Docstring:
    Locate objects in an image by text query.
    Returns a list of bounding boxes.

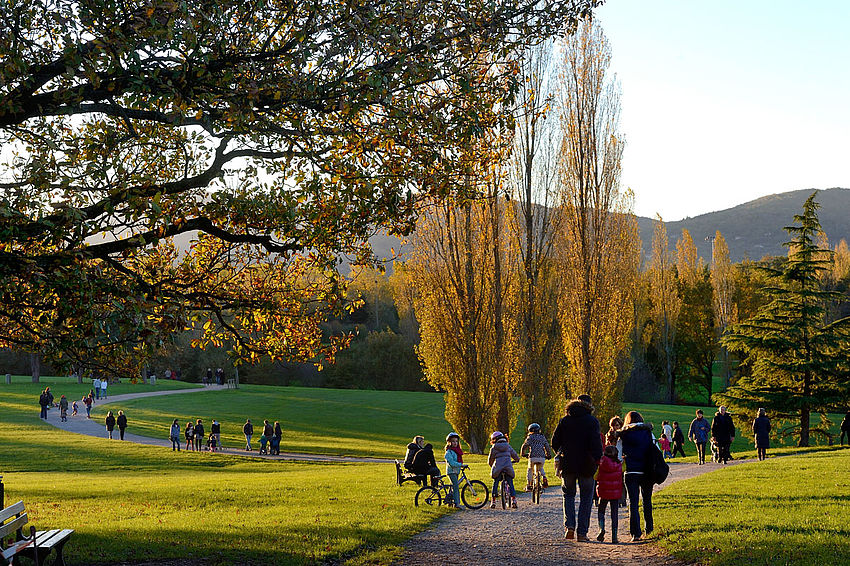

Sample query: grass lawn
[0,380,465,565]
[654,448,850,565]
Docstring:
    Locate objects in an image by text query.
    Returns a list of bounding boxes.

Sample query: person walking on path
[488,431,520,509]
[105,411,116,439]
[595,444,623,544]
[841,411,850,445]
[752,408,771,461]
[210,419,221,451]
[185,421,195,451]
[100,378,108,399]
[550,394,603,541]
[619,410,655,542]
[671,421,686,458]
[711,406,735,464]
[194,419,205,449]
[520,423,552,491]
[117,410,128,440]
[39,389,50,419]
[59,395,69,422]
[170,419,182,451]
[93,377,101,400]
[83,395,93,419]
[243,419,254,451]
[271,421,282,455]
[688,409,711,464]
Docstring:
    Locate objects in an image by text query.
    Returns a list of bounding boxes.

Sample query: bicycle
[415,466,489,509]
[531,465,544,505]
[491,470,513,509]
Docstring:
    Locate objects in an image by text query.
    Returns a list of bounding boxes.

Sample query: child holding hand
[595,444,623,543]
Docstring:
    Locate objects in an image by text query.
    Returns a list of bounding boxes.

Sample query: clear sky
[595,0,850,221]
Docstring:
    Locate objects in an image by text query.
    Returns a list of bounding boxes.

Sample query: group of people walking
[242,419,282,455]
[176,418,221,451]
[104,410,128,440]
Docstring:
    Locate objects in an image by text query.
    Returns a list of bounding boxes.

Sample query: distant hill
[365,187,850,271]
[645,187,850,263]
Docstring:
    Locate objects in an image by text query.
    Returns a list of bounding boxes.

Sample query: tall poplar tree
[649,219,681,404]
[717,193,850,446]
[711,231,737,388]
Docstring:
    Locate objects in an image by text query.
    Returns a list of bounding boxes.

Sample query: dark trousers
[695,442,707,463]
[625,474,653,537]
[597,498,619,534]
[562,473,595,536]
[119,427,126,440]
[841,430,848,445]
[672,441,686,457]
[40,406,48,419]
[718,441,731,463]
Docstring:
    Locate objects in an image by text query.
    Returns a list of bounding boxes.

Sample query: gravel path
[43,385,394,463]
[398,458,754,565]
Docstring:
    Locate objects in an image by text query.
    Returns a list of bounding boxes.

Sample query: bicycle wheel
[415,486,443,507]
[532,477,541,504]
[461,480,489,509]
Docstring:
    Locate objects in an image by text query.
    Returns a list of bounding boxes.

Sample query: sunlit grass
[653,449,850,565]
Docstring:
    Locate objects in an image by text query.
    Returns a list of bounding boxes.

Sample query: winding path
[43,385,394,463]
[397,458,754,565]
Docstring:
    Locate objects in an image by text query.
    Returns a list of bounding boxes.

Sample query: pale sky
[596,0,850,221]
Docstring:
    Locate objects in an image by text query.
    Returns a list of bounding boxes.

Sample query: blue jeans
[448,473,460,506]
[245,434,252,450]
[562,473,595,536]
[493,475,516,499]
[625,473,653,537]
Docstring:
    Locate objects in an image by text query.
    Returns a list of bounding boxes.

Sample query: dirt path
[397,458,753,565]
[43,385,394,464]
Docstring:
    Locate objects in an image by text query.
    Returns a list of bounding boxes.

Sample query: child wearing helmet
[520,423,552,491]
[444,432,464,507]
[488,431,520,509]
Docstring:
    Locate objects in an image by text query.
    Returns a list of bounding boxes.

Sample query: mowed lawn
[654,448,850,565]
[0,380,454,565]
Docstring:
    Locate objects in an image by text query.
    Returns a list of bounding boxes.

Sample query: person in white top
[100,378,108,399]
[93,377,101,400]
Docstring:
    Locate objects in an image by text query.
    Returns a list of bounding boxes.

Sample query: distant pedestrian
[170,419,182,451]
[688,409,711,464]
[39,389,49,419]
[88,389,95,403]
[662,420,673,444]
[711,406,735,464]
[271,421,282,455]
[117,410,128,440]
[752,408,771,461]
[83,395,93,419]
[551,394,603,540]
[194,419,205,449]
[105,411,116,439]
[205,368,212,386]
[659,434,671,459]
[71,399,79,416]
[100,378,108,399]
[185,421,195,451]
[841,411,850,445]
[59,395,68,422]
[210,420,221,451]
[243,419,254,451]
[260,419,273,455]
[671,421,686,458]
[93,377,101,399]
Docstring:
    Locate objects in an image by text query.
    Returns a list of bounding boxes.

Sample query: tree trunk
[30,353,40,383]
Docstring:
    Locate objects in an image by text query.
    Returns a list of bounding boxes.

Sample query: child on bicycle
[520,423,552,491]
[488,431,520,509]
[444,432,464,507]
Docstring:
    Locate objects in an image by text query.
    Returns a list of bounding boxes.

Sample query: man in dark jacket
[841,411,850,445]
[711,406,735,464]
[551,394,603,542]
[409,442,441,486]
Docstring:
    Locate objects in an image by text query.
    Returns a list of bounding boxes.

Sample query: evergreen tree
[716,193,850,446]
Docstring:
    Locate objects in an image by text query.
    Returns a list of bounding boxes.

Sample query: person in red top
[595,444,623,544]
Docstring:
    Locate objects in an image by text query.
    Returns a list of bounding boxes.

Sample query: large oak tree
[0,0,597,373]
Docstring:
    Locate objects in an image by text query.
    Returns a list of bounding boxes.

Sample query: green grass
[0,381,461,565]
[654,448,850,565]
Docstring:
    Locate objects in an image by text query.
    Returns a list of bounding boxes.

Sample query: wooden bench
[395,460,427,487]
[0,501,73,566]
[226,378,236,389]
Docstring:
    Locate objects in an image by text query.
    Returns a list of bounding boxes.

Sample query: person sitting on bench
[404,436,424,472]
[409,441,441,487]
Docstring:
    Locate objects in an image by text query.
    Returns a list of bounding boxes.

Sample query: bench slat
[0,513,28,539]
[1,538,33,560]
[0,501,26,524]
[34,529,73,548]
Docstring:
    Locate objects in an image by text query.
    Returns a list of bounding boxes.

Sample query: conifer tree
[717,193,850,446]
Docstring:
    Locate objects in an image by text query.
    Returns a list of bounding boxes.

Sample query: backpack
[645,442,669,484]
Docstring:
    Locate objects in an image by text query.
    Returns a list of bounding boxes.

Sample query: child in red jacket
[595,444,624,543]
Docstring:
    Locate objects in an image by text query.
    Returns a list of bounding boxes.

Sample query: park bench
[395,460,427,487]
[226,378,236,389]
[0,500,73,566]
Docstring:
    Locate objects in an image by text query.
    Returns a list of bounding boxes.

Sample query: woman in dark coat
[752,408,771,461]
[105,411,116,439]
[619,411,655,542]
[116,410,128,440]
